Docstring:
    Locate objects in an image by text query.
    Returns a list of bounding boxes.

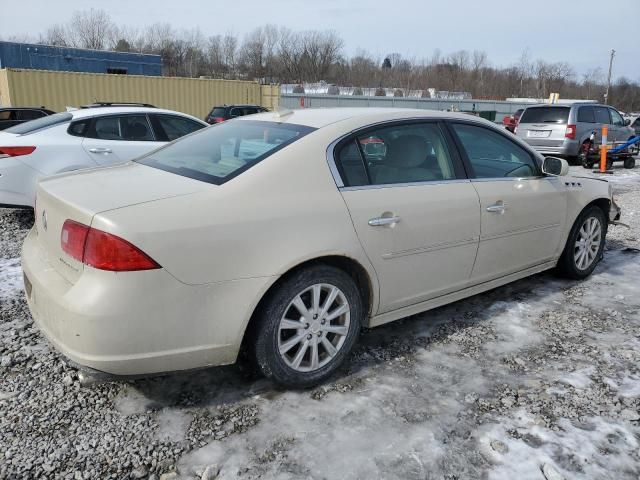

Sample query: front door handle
[368,215,401,226]
[486,202,506,213]
[88,147,113,154]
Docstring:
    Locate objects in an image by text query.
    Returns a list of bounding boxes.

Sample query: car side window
[152,115,205,141]
[340,122,457,186]
[451,123,539,178]
[609,109,625,127]
[89,115,154,141]
[0,111,11,120]
[17,110,46,121]
[594,107,611,125]
[577,106,595,123]
[335,140,369,187]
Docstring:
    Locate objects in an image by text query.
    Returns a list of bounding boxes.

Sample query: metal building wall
[280,94,533,121]
[0,41,162,76]
[0,69,280,119]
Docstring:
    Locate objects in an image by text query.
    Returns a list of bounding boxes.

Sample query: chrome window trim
[340,178,471,192]
[470,176,550,183]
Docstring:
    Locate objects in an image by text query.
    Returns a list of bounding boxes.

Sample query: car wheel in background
[579,141,593,169]
[624,157,636,169]
[556,206,606,279]
[251,265,363,388]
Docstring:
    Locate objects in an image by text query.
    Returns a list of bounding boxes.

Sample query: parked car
[205,104,268,124]
[0,105,207,208]
[0,107,55,131]
[502,108,523,133]
[515,103,635,164]
[22,108,620,388]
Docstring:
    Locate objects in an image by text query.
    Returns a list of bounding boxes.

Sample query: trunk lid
[34,162,211,284]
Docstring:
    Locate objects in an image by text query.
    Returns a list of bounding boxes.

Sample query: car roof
[239,107,496,129]
[68,106,205,123]
[524,103,601,109]
[0,107,49,111]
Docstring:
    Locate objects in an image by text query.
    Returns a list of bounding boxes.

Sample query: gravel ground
[1,165,640,479]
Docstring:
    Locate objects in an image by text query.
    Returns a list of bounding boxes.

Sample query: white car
[0,105,207,208]
[22,108,620,388]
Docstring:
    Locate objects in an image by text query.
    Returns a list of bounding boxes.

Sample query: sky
[1,0,639,81]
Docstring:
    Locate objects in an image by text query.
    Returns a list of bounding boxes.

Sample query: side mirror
[625,118,631,126]
[542,156,569,176]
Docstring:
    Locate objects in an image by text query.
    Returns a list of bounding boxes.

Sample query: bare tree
[69,8,114,50]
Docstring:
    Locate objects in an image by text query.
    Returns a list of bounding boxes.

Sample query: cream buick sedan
[22,108,620,388]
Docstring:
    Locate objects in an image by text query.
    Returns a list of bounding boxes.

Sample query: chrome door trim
[479,222,561,242]
[382,237,479,260]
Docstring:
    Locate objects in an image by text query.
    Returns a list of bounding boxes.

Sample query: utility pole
[604,49,615,105]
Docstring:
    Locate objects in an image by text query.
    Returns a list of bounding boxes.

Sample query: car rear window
[519,107,570,124]
[5,112,72,134]
[137,120,315,185]
[211,108,226,118]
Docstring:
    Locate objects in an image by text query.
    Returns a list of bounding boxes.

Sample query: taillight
[61,220,89,262]
[61,220,160,271]
[0,146,36,157]
[565,124,576,140]
[213,117,225,123]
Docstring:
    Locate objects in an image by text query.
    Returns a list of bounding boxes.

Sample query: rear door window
[88,115,154,141]
[577,106,595,123]
[519,107,570,124]
[594,107,611,124]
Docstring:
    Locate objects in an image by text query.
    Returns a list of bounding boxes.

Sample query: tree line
[7,8,640,112]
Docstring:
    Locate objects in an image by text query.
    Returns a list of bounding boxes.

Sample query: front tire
[252,265,363,388]
[557,206,606,279]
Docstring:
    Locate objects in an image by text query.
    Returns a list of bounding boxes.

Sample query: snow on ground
[1,164,640,479]
[0,257,23,300]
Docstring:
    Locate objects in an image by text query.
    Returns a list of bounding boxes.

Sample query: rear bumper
[526,141,578,157]
[21,227,275,376]
[0,158,39,208]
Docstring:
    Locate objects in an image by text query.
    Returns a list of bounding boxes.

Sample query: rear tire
[557,206,606,280]
[624,157,636,169]
[251,265,363,388]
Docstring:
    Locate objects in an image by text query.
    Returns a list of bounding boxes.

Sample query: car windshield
[137,120,315,185]
[519,107,570,124]
[5,112,72,134]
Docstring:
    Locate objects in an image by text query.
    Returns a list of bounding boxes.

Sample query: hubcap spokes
[574,217,602,270]
[278,283,350,372]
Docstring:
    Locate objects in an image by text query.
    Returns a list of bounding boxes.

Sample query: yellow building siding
[0,69,279,118]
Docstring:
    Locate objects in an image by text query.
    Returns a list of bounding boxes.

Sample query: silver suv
[515,103,635,162]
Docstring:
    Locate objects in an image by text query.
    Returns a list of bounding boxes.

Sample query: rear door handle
[368,215,401,226]
[88,147,113,154]
[486,202,506,213]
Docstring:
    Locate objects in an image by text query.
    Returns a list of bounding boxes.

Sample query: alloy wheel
[574,216,602,270]
[277,283,350,372]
